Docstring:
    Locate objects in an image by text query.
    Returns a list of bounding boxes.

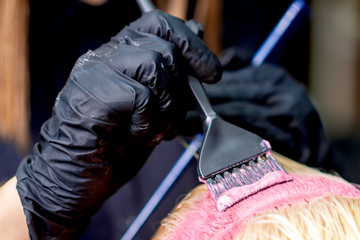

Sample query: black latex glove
[183,63,329,167]
[16,10,221,239]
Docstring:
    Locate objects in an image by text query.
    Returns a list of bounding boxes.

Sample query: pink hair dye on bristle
[202,150,293,212]
[216,170,293,211]
[167,175,360,240]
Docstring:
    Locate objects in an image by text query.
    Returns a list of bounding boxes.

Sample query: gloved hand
[184,63,329,167]
[16,10,221,239]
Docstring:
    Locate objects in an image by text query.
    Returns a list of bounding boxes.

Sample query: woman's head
[153,153,360,239]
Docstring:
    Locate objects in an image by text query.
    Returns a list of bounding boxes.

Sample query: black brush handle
[188,75,217,130]
[135,0,217,131]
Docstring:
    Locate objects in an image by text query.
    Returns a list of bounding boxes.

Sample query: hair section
[152,154,360,240]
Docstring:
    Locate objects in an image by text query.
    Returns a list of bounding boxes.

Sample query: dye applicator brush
[135,0,293,212]
[188,76,293,211]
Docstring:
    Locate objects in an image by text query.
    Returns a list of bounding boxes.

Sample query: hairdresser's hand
[16,10,221,239]
[184,63,329,167]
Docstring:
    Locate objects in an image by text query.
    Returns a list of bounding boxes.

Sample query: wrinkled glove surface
[16,10,221,239]
[184,63,329,167]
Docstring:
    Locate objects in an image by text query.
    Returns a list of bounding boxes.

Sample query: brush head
[197,117,271,180]
[197,117,293,212]
[188,75,292,212]
[203,154,293,212]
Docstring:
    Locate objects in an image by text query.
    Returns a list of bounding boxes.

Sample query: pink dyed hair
[152,154,360,240]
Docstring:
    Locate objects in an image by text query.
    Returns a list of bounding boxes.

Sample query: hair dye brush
[188,76,292,211]
[136,0,293,212]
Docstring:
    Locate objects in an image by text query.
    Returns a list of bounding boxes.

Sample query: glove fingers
[96,29,191,140]
[96,37,175,111]
[114,28,190,140]
[129,10,222,83]
[116,27,183,76]
[73,51,154,137]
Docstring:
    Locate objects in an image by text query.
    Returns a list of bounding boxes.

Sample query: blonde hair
[236,195,360,240]
[152,153,360,240]
[0,0,31,151]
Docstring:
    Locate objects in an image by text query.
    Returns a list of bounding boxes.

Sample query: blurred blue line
[120,134,203,240]
[252,0,308,66]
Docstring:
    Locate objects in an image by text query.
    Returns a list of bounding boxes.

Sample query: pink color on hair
[216,171,293,211]
[166,174,360,240]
